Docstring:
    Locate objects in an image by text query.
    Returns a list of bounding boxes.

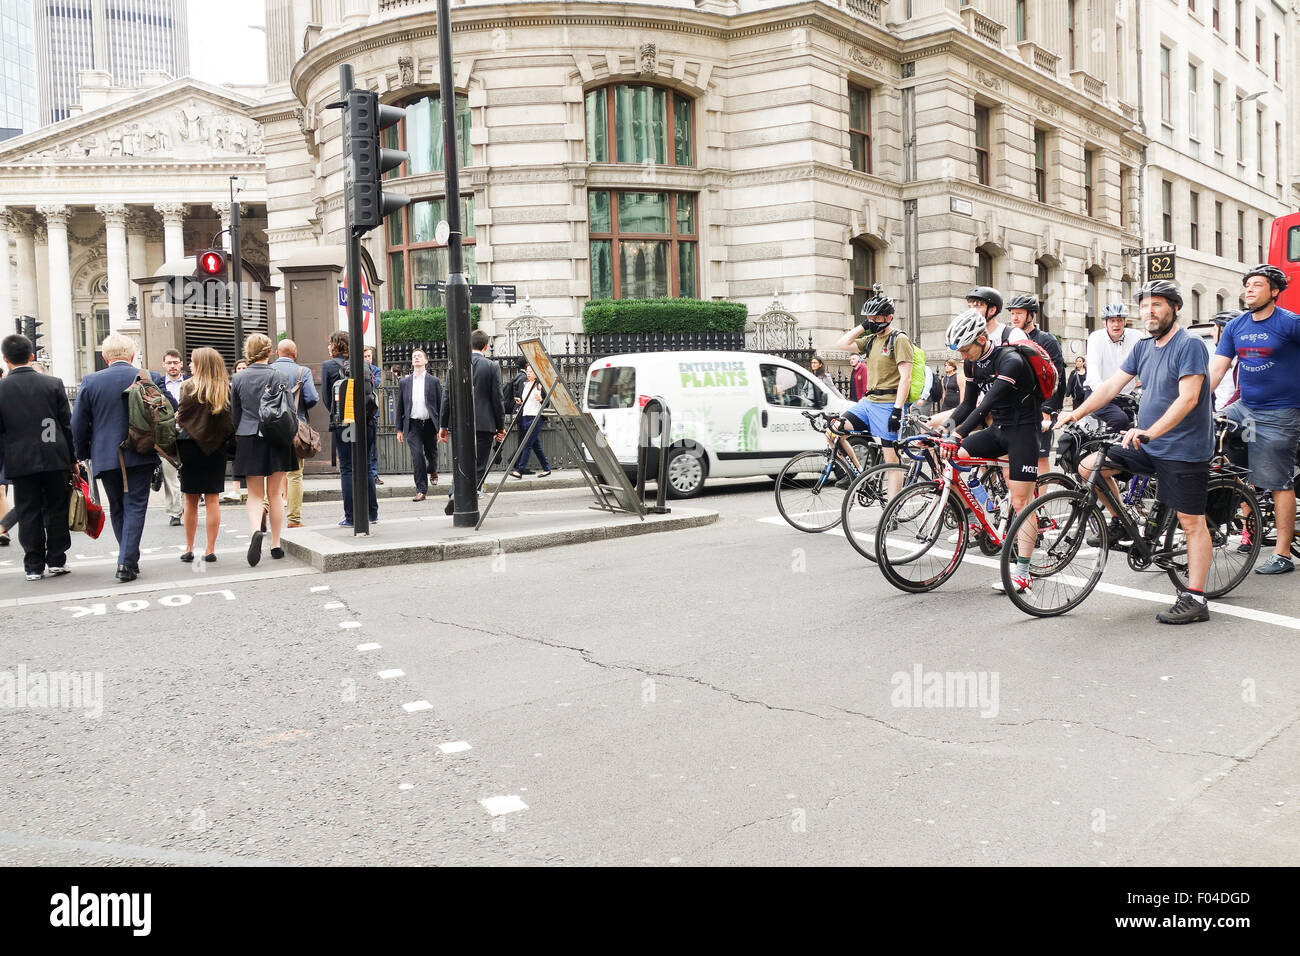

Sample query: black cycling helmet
[860,296,896,317]
[1006,293,1040,313]
[1212,310,1238,327]
[1243,264,1288,292]
[966,286,1003,315]
[1135,279,1183,310]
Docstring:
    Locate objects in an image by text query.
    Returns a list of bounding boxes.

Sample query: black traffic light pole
[438,0,478,527]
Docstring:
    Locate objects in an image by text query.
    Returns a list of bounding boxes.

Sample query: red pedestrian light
[196,249,227,278]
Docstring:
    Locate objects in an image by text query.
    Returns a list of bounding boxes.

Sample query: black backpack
[330,360,379,428]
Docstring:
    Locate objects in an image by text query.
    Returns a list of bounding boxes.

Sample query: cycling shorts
[960,423,1040,481]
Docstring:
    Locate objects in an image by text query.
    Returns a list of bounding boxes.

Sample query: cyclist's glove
[888,406,902,434]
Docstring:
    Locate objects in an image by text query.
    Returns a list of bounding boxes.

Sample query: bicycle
[1218,414,1300,559]
[773,410,891,533]
[997,430,1262,617]
[871,435,1061,592]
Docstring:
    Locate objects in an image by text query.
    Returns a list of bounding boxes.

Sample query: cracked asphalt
[2,477,1298,865]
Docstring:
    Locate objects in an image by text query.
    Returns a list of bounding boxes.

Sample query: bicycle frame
[894,437,1011,558]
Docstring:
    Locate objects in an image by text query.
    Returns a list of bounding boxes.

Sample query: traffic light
[343,89,409,233]
[195,248,228,280]
[22,316,42,354]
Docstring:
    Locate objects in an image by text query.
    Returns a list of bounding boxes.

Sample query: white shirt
[163,374,185,404]
[987,321,1029,345]
[1084,327,1143,394]
[521,382,543,417]
[410,371,429,419]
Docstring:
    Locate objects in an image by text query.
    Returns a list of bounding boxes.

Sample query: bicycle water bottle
[965,471,991,511]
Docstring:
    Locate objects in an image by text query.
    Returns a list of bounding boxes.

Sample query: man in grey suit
[0,334,74,580]
[439,329,505,515]
[71,332,159,582]
[269,338,319,527]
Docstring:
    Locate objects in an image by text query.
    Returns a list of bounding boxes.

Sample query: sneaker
[25,571,43,581]
[46,566,70,577]
[1255,554,1295,575]
[992,570,1033,593]
[1156,592,1210,625]
[1236,526,1255,554]
[338,518,354,528]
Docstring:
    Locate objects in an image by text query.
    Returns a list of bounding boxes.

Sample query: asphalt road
[2,477,1297,865]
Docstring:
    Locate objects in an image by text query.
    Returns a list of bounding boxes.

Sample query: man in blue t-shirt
[1058,280,1215,625]
[1209,265,1300,575]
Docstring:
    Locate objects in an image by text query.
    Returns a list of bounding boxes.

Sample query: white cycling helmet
[946,308,986,350]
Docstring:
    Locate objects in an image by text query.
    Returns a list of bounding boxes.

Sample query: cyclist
[966,286,1028,347]
[832,295,914,496]
[927,308,1042,593]
[1083,303,1143,433]
[1057,280,1214,625]
[1208,265,1300,575]
[1007,293,1066,474]
[1211,311,1241,409]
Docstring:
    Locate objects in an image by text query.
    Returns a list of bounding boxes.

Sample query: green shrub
[380,307,481,343]
[582,298,747,335]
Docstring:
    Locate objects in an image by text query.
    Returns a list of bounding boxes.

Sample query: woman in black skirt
[230,334,294,566]
[175,347,236,562]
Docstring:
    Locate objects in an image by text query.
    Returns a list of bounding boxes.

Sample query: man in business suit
[439,329,506,515]
[72,332,160,582]
[0,334,74,581]
[395,348,442,501]
[151,348,187,526]
[269,339,319,527]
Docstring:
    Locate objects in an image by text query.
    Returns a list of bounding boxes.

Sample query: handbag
[289,380,321,460]
[68,464,105,539]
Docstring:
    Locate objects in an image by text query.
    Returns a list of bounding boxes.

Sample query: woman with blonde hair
[175,348,236,562]
[230,334,294,565]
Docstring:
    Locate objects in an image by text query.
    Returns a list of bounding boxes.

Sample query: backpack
[926,366,943,405]
[258,368,298,447]
[1000,342,1059,403]
[330,360,379,428]
[866,330,926,405]
[119,371,178,487]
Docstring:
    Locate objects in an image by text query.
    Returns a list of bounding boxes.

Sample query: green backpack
[119,370,178,486]
[866,330,926,405]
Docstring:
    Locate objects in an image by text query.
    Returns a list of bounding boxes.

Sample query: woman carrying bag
[175,348,236,563]
[231,335,294,566]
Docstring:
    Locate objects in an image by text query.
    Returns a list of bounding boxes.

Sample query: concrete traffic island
[293,470,588,503]
[279,486,718,572]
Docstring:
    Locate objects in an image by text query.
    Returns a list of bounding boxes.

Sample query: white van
[582,351,857,497]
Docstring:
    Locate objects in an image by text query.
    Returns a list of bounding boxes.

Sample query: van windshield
[587,366,637,409]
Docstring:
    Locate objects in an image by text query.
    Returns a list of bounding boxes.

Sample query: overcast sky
[187,0,268,87]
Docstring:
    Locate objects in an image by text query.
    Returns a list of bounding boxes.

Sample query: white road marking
[310,585,330,592]
[398,783,414,791]
[377,669,405,679]
[322,601,344,609]
[0,544,270,576]
[339,621,361,629]
[356,642,381,651]
[480,795,528,816]
[0,567,316,609]
[402,700,432,713]
[438,741,472,754]
[756,515,1300,631]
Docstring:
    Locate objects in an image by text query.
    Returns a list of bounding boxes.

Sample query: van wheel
[665,446,707,498]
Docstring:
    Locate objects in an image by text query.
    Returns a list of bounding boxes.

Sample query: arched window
[851,240,877,318]
[585,84,694,166]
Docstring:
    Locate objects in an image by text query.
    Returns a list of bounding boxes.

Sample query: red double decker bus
[1269,212,1300,312]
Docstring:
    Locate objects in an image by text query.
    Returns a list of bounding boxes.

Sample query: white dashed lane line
[402,700,433,713]
[378,669,405,680]
[356,642,381,651]
[322,602,344,610]
[310,585,330,592]
[438,741,472,754]
[338,621,361,629]
[480,795,529,816]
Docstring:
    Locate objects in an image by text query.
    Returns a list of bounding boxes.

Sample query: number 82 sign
[1145,253,1176,281]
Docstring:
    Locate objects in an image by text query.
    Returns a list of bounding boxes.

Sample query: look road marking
[1,567,316,609]
[756,515,1300,631]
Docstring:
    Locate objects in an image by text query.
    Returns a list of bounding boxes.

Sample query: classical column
[0,209,12,327]
[211,201,231,251]
[36,204,75,382]
[96,202,130,331]
[16,213,40,320]
[126,209,149,298]
[155,201,186,263]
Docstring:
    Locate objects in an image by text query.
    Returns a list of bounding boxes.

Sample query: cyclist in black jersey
[928,308,1043,592]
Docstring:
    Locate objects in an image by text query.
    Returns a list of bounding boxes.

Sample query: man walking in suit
[72,332,159,582]
[0,334,74,581]
[152,348,187,526]
[270,339,318,527]
[396,348,442,501]
[439,329,506,515]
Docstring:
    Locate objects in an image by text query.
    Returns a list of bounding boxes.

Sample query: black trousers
[475,430,496,487]
[405,418,439,494]
[12,470,71,574]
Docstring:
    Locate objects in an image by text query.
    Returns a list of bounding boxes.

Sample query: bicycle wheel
[1000,489,1109,617]
[1035,470,1078,494]
[1163,478,1261,598]
[841,463,912,562]
[775,449,851,533]
[875,481,967,593]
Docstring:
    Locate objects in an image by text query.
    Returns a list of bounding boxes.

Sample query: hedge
[582,298,748,335]
[380,307,481,343]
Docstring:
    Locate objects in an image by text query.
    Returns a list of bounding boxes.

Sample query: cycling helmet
[1212,310,1238,327]
[860,296,896,317]
[946,308,986,350]
[1101,303,1129,319]
[1006,293,1040,313]
[1242,264,1288,292]
[1135,279,1183,310]
[966,286,1003,315]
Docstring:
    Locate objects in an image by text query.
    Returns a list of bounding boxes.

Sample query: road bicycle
[1218,414,1300,560]
[997,428,1262,617]
[871,435,1069,592]
[774,410,910,533]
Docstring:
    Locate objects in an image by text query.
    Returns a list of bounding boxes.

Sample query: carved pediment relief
[16,96,263,162]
